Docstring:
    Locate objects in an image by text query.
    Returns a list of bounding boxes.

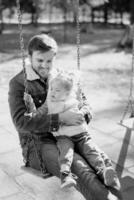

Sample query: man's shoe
[60,172,77,189]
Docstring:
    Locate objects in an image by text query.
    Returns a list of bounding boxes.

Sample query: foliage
[0,0,134,25]
[1,0,39,13]
[108,0,130,12]
[1,0,16,8]
[49,0,73,12]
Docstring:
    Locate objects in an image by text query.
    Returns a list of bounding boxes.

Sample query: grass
[0,23,125,52]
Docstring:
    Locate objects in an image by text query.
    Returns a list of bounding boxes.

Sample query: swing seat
[21,166,53,179]
[119,117,134,130]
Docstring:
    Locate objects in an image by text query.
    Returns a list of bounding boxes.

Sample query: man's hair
[28,34,58,55]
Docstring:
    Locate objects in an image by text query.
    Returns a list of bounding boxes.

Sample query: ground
[0,23,134,200]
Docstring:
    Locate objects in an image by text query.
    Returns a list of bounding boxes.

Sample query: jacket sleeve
[8,78,59,133]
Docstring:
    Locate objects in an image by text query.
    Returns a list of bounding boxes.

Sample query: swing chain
[76,0,80,71]
[24,134,48,176]
[16,0,49,176]
[16,0,28,93]
[32,136,48,175]
[129,24,134,115]
[120,24,134,123]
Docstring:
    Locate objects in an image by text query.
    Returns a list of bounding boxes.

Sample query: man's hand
[59,110,84,126]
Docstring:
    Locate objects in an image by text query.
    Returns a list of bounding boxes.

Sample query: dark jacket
[8,70,59,147]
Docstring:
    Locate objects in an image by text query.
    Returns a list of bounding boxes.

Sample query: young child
[46,70,116,189]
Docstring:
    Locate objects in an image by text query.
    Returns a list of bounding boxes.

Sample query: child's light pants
[56,132,112,174]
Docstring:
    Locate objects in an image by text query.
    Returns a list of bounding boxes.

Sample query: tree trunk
[31,3,38,27]
[63,9,67,42]
[103,4,108,24]
[117,0,134,49]
[0,6,4,34]
[118,25,133,49]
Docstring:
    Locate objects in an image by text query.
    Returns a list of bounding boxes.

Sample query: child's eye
[47,60,52,63]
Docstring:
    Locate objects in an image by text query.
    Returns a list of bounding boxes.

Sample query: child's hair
[28,34,58,55]
[50,71,75,92]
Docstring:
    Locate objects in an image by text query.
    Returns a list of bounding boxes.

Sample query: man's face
[49,80,69,102]
[30,50,55,79]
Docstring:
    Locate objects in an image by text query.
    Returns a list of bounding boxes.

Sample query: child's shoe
[60,172,77,189]
[103,167,117,186]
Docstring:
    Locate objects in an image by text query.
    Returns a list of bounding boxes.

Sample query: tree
[0,0,4,34]
[117,0,134,49]
[19,0,39,25]
[49,0,73,41]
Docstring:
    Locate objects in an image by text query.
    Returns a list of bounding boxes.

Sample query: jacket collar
[25,61,58,81]
[25,64,40,81]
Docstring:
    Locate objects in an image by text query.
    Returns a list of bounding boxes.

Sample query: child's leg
[94,145,113,167]
[56,136,76,188]
[73,132,118,186]
[57,136,74,173]
[73,133,105,172]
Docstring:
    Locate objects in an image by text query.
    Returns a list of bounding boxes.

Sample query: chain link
[76,0,80,71]
[16,0,28,93]
[16,0,48,176]
[129,24,134,115]
[32,136,48,175]
[120,25,134,123]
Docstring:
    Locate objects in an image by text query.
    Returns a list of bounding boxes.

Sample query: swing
[16,0,81,178]
[119,25,134,130]
[16,0,52,178]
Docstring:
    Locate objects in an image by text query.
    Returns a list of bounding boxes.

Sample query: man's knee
[41,143,60,177]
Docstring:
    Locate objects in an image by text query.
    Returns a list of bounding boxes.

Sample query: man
[8,34,122,200]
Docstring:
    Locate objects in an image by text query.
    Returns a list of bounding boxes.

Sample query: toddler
[46,71,116,189]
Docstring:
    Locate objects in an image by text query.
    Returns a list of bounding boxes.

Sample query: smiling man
[8,34,122,200]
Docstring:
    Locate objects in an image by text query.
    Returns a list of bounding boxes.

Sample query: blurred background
[0,1,134,200]
[0,0,134,50]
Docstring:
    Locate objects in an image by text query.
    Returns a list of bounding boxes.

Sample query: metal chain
[16,0,28,93]
[24,133,49,176]
[120,25,134,122]
[76,0,80,71]
[24,135,33,167]
[76,0,83,102]
[32,136,48,175]
[129,24,134,114]
[16,0,48,176]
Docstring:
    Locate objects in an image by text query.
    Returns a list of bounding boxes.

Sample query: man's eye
[47,60,51,63]
[38,59,43,62]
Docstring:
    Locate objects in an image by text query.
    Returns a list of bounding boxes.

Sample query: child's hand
[59,110,84,126]
[24,92,33,104]
[23,92,36,113]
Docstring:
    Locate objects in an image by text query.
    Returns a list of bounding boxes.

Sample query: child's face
[30,50,55,79]
[50,80,69,101]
